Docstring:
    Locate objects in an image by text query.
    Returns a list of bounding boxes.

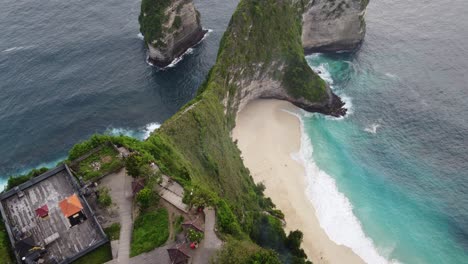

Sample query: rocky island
[139,0,207,67]
[302,0,369,53]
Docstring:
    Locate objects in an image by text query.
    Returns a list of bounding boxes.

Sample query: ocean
[0,0,239,185]
[302,0,468,263]
[1,0,467,263]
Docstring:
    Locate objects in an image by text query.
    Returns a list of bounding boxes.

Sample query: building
[59,194,87,227]
[0,164,107,264]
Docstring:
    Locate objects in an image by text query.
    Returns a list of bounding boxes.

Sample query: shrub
[72,242,112,264]
[187,228,204,243]
[6,167,48,190]
[0,221,14,263]
[136,187,154,209]
[98,187,112,207]
[125,154,144,178]
[173,16,182,29]
[216,239,281,264]
[216,200,242,237]
[104,223,121,240]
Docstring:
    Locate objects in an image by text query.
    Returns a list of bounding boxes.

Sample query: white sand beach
[232,99,364,264]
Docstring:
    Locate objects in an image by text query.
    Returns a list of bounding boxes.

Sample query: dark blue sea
[0,0,239,181]
[1,0,467,263]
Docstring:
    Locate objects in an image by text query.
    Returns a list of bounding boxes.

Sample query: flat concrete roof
[0,164,107,263]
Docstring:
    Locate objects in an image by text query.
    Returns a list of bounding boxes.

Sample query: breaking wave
[365,123,381,134]
[288,111,399,264]
[107,122,161,140]
[146,28,213,69]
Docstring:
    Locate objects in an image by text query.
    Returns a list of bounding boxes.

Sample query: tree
[97,187,112,207]
[125,154,144,177]
[136,187,154,209]
[286,230,307,259]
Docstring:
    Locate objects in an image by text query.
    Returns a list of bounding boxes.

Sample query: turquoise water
[304,52,467,263]
[300,1,468,262]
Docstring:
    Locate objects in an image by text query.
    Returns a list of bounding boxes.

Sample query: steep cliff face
[217,0,346,121]
[139,0,206,67]
[302,0,369,53]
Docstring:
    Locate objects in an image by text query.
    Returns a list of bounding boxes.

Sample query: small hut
[167,244,191,264]
[59,194,86,227]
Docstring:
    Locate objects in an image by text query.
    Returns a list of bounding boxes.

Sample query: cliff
[150,0,348,261]
[216,0,346,120]
[139,0,206,67]
[302,0,369,53]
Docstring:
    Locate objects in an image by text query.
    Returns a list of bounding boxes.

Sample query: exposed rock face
[215,1,348,121]
[230,67,346,118]
[139,0,206,67]
[302,0,369,53]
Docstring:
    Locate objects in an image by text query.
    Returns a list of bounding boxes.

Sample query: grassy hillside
[143,0,326,262]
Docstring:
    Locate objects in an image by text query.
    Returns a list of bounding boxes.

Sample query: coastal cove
[233,100,366,264]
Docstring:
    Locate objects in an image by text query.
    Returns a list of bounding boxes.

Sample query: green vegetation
[104,223,121,240]
[250,214,310,264]
[143,1,316,262]
[214,0,327,120]
[130,208,169,257]
[97,187,112,207]
[72,243,112,264]
[124,152,159,180]
[187,228,204,243]
[0,221,14,264]
[138,0,171,44]
[173,16,182,29]
[5,167,48,191]
[136,187,157,209]
[73,144,123,181]
[174,215,184,234]
[216,239,282,264]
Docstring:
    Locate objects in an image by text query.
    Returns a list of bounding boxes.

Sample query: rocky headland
[302,0,369,53]
[139,0,206,67]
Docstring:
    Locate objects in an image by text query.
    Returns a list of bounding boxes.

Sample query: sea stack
[302,0,369,53]
[139,0,207,67]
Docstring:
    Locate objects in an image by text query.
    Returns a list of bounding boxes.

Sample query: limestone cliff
[216,0,346,120]
[139,0,206,67]
[302,0,369,53]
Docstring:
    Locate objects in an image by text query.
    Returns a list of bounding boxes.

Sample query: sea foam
[365,123,381,134]
[2,46,33,53]
[287,111,397,264]
[308,59,354,117]
[108,122,161,140]
[147,28,213,69]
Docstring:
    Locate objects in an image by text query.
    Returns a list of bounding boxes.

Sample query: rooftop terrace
[0,164,107,264]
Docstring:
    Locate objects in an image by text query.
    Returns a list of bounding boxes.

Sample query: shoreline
[232,99,364,264]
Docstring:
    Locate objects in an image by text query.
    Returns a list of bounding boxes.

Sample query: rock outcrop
[228,64,346,118]
[139,0,206,67]
[302,0,369,53]
[213,0,347,120]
